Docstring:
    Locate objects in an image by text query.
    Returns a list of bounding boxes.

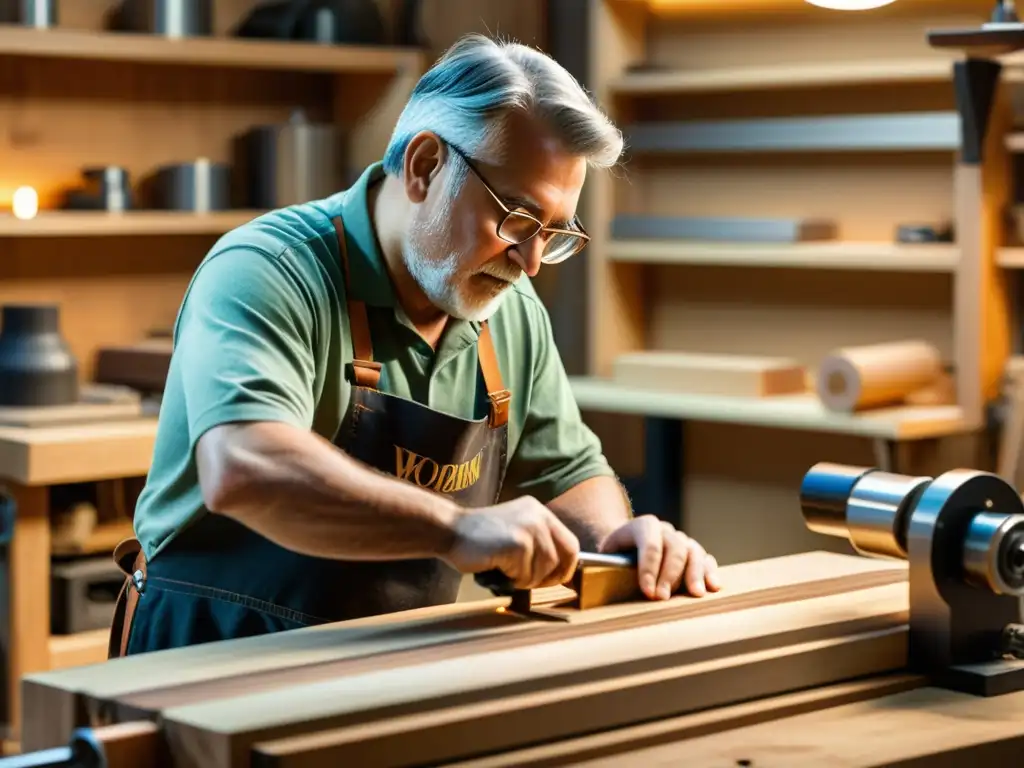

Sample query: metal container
[234,110,343,209]
[64,166,132,212]
[150,160,231,212]
[0,0,57,27]
[114,0,212,38]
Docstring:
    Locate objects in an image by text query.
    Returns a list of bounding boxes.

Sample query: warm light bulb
[11,186,38,220]
[805,0,898,8]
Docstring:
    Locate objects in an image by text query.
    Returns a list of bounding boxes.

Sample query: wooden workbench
[14,549,1024,767]
[0,418,157,739]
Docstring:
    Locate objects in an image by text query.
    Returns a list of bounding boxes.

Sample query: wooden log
[21,551,905,751]
[816,340,945,413]
[153,583,908,768]
[596,684,1024,767]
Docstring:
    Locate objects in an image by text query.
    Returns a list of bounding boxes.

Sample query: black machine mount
[801,463,1024,697]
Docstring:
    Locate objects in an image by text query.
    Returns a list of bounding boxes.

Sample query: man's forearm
[198,421,463,561]
[546,474,633,550]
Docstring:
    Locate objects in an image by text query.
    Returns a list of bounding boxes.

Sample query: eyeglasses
[444,141,590,264]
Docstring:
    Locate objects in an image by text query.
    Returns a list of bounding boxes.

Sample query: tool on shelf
[801,461,1024,696]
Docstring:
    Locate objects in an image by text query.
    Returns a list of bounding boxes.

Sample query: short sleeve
[174,247,317,447]
[504,300,617,503]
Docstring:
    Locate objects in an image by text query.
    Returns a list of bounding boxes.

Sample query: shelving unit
[576,0,1007,568]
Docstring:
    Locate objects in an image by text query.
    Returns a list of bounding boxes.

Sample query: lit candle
[12,186,39,220]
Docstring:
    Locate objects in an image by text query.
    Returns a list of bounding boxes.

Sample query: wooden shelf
[569,377,966,441]
[0,26,422,74]
[0,211,264,237]
[611,59,958,95]
[606,241,959,272]
[0,418,157,486]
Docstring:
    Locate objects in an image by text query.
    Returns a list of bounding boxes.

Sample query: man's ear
[403,132,446,203]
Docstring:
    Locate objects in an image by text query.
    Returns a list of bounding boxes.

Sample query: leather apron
[107,214,512,657]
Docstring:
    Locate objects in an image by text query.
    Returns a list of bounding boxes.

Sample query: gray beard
[403,211,511,323]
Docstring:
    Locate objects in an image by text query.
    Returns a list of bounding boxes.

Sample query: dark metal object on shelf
[234,0,385,45]
[51,557,125,636]
[895,223,955,243]
[111,0,212,38]
[0,304,78,408]
[63,167,131,213]
[626,112,962,153]
[0,0,56,28]
[801,462,1024,696]
[234,110,342,208]
[146,160,230,212]
[610,215,837,243]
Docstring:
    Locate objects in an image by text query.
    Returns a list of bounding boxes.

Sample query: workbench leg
[622,418,684,527]
[3,484,50,745]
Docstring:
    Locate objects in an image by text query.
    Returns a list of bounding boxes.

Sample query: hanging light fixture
[805,0,898,9]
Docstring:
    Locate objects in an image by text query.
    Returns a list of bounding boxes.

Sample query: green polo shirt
[133,162,616,559]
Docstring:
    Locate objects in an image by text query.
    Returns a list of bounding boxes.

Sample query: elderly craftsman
[109,34,720,657]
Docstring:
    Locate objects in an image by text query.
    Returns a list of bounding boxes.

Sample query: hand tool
[474,550,638,598]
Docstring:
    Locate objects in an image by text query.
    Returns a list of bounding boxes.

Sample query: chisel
[474,550,638,597]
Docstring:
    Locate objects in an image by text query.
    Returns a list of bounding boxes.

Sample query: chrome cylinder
[800,462,931,559]
[962,512,1024,596]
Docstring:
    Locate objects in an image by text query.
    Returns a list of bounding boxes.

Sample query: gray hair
[382,34,623,183]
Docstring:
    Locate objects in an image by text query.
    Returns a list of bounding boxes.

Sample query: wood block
[612,351,807,398]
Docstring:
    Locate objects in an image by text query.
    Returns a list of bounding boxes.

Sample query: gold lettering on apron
[393,445,486,494]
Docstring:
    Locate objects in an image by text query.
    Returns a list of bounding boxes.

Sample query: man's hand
[444,497,581,590]
[599,515,720,600]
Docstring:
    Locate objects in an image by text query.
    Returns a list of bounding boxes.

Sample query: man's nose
[508,237,544,277]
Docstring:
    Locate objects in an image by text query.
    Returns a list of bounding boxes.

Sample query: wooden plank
[569,377,967,440]
[235,586,909,767]
[163,585,909,765]
[106,554,906,711]
[612,351,807,398]
[437,675,928,768]
[625,113,961,153]
[21,552,903,750]
[609,684,1024,767]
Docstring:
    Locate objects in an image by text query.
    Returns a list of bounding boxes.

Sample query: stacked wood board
[16,551,1024,767]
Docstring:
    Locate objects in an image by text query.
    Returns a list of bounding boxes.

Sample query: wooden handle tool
[474,551,639,597]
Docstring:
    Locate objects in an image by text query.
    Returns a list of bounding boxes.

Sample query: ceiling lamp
[804,0,898,8]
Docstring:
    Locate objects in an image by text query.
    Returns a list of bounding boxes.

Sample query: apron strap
[108,537,147,659]
[478,322,511,428]
[332,216,382,389]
